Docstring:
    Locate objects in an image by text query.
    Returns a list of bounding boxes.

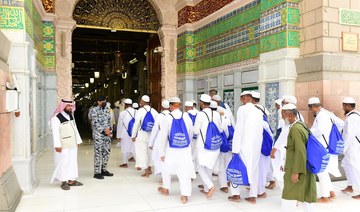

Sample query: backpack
[188,113,197,125]
[141,107,155,132]
[220,123,235,153]
[327,118,344,155]
[169,113,191,148]
[299,122,330,174]
[261,115,273,156]
[226,153,250,187]
[255,105,273,156]
[125,110,135,137]
[200,110,223,150]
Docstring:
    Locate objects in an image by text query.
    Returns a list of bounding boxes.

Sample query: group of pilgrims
[50,90,360,211]
[115,91,360,210]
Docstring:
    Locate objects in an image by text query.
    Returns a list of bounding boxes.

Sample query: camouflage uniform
[90,105,112,174]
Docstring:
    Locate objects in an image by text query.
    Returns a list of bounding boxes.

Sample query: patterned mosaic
[41,0,54,13]
[178,0,234,27]
[73,0,160,32]
[177,0,301,74]
[340,8,360,26]
[0,6,24,29]
[223,89,234,114]
[265,82,279,133]
[43,21,55,71]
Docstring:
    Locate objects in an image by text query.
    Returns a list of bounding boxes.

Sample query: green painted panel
[195,5,260,44]
[287,7,300,25]
[340,8,360,26]
[261,0,286,12]
[260,31,287,53]
[288,30,300,47]
[0,6,24,29]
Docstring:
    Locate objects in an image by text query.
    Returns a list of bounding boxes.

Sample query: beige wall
[296,0,360,124]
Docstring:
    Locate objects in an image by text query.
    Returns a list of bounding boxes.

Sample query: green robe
[282,121,317,203]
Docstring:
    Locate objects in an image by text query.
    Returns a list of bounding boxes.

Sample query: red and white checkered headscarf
[51,98,76,118]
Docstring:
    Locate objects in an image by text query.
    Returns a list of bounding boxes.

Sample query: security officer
[90,95,114,179]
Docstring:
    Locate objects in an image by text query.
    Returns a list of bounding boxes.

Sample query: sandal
[61,182,70,190]
[68,180,83,186]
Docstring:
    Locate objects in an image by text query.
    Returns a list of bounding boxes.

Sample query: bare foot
[228,195,241,202]
[341,186,353,193]
[257,192,267,198]
[245,197,256,204]
[220,187,228,193]
[207,186,216,198]
[317,197,330,203]
[119,164,128,168]
[141,172,150,178]
[157,187,169,196]
[199,189,208,195]
[266,181,276,189]
[352,195,360,200]
[181,196,188,204]
[330,191,336,199]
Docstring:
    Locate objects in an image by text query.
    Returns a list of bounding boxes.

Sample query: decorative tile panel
[265,82,279,132]
[0,0,24,7]
[0,6,24,29]
[223,89,234,114]
[340,8,360,27]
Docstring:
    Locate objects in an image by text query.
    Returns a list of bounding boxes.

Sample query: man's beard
[65,110,72,115]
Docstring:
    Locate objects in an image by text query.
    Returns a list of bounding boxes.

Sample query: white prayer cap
[251,91,260,99]
[275,99,283,106]
[185,101,193,107]
[240,91,252,96]
[169,97,181,103]
[212,95,221,101]
[282,103,297,110]
[308,97,320,105]
[114,100,120,107]
[124,98,132,105]
[141,95,150,103]
[132,103,139,108]
[210,101,218,109]
[161,100,170,108]
[282,95,297,105]
[200,94,211,103]
[343,97,356,104]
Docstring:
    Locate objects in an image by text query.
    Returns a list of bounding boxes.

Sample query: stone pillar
[54,18,76,101]
[158,25,178,99]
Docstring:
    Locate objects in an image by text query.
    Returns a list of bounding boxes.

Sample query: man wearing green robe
[281,103,317,212]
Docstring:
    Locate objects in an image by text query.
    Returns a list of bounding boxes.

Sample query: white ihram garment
[116,108,136,164]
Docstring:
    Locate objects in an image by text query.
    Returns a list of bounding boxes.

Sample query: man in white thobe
[117,98,136,168]
[157,97,196,204]
[228,91,263,204]
[131,95,158,177]
[308,97,344,202]
[215,103,234,193]
[184,100,198,162]
[50,99,83,190]
[341,97,360,200]
[251,91,273,198]
[148,100,170,176]
[193,94,223,198]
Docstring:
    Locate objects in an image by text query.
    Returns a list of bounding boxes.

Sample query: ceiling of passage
[73,0,160,32]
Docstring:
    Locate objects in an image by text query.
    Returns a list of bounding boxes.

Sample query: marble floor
[16,143,359,212]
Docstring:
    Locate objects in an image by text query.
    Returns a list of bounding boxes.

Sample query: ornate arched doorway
[54,0,178,105]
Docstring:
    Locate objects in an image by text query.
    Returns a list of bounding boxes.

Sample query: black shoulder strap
[57,113,73,123]
[125,109,134,118]
[202,111,210,122]
[349,112,360,117]
[255,105,267,118]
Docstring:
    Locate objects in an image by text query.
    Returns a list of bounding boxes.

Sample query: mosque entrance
[69,0,163,138]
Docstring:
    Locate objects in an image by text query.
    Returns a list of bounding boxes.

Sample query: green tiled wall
[177,0,302,74]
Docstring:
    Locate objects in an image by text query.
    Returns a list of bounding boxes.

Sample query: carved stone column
[158,25,178,99]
